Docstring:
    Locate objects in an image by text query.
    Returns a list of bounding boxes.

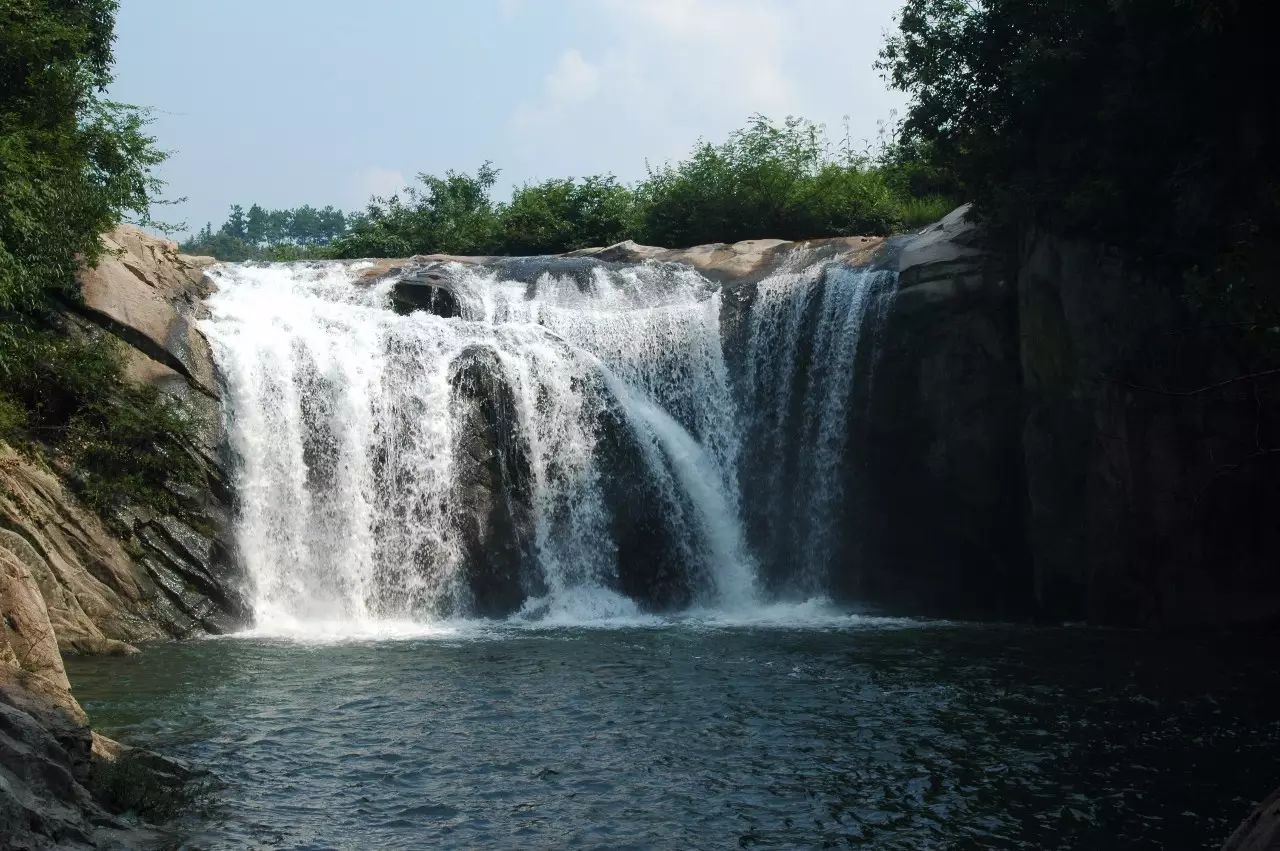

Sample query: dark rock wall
[857,207,1280,627]
[851,211,1031,617]
[1018,229,1280,626]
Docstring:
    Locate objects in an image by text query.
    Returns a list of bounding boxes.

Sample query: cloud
[348,167,406,206]
[601,0,794,108]
[505,0,906,183]
[544,49,601,103]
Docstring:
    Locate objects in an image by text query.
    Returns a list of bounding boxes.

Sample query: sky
[109,0,908,236]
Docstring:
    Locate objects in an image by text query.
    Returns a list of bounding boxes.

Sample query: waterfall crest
[200,256,889,633]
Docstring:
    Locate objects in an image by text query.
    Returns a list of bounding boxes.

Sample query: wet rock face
[852,206,1280,627]
[392,267,462,317]
[853,208,1032,618]
[68,226,249,639]
[443,344,699,615]
[448,346,537,617]
[0,686,100,850]
[1016,228,1280,626]
[592,396,696,612]
[0,534,161,850]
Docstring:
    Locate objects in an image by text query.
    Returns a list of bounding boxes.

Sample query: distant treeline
[181,116,955,261]
[181,204,349,261]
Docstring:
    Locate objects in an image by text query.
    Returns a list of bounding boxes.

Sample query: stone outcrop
[2,226,241,846]
[77,226,218,396]
[1223,787,1280,850]
[858,206,1280,626]
[1,538,168,849]
[69,226,247,637]
[850,208,1030,616]
[2,227,243,651]
[448,346,537,616]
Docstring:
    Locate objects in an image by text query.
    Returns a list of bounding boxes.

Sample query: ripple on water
[67,622,1280,850]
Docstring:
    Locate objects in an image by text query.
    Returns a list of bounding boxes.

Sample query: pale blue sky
[110,0,907,236]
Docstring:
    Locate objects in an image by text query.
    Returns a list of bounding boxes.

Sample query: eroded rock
[448,346,537,616]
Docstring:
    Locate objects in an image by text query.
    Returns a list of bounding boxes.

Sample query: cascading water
[200,254,890,633]
[741,260,893,594]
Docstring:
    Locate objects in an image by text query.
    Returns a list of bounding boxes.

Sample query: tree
[878,0,1275,262]
[330,164,501,258]
[497,175,636,255]
[246,203,268,245]
[222,204,247,241]
[0,0,200,517]
[634,115,904,247]
[1,0,168,320]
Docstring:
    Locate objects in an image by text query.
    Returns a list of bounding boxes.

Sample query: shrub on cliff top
[322,117,945,259]
[498,175,637,255]
[635,116,908,246]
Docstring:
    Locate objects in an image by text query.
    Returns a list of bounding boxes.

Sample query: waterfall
[199,255,890,633]
[741,262,892,595]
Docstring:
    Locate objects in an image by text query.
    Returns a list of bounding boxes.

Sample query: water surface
[69,620,1278,849]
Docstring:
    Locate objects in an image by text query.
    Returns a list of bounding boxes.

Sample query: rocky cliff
[369,215,1279,628]
[2,226,243,847]
[860,206,1280,627]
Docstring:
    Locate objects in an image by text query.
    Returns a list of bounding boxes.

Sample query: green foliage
[325,118,951,258]
[1,0,167,317]
[331,164,501,258]
[636,116,905,246]
[878,0,1276,261]
[66,381,201,516]
[181,203,348,260]
[0,0,197,518]
[1,0,163,314]
[0,332,198,517]
[0,396,27,442]
[879,0,1278,353]
[896,195,955,231]
[0,329,200,515]
[498,176,636,255]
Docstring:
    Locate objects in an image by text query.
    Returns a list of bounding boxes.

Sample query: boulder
[392,266,463,317]
[593,391,698,611]
[77,226,218,395]
[448,346,537,616]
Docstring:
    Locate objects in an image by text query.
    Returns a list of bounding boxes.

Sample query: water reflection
[68,624,1280,849]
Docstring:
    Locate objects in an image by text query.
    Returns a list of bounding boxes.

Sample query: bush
[896,195,956,231]
[66,383,202,516]
[0,327,200,515]
[497,176,636,254]
[318,117,954,259]
[633,115,912,247]
[330,164,501,258]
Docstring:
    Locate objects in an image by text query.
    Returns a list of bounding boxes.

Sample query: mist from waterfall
[200,256,888,635]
